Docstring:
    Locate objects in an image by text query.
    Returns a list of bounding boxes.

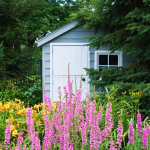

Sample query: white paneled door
[51,44,89,102]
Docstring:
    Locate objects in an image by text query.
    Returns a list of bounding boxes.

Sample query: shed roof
[37,20,79,47]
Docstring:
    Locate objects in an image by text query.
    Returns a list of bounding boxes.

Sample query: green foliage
[72,0,150,119]
[85,64,150,119]
[0,80,24,103]
[0,0,47,81]
[23,81,42,106]
[0,79,42,106]
[73,0,150,63]
[0,0,84,83]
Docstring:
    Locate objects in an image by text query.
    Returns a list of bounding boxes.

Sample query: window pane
[109,66,118,67]
[99,66,108,71]
[99,55,108,65]
[109,55,118,65]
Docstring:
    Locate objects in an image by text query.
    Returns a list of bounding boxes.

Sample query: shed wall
[42,26,135,98]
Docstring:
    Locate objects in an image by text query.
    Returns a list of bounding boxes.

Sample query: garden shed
[37,20,135,102]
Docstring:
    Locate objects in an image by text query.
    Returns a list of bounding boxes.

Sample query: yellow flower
[15,104,20,110]
[12,130,18,137]
[134,99,139,104]
[105,94,108,98]
[4,104,10,109]
[95,93,97,97]
[16,110,23,116]
[51,103,56,109]
[6,118,11,123]
[35,120,42,125]
[138,90,141,97]
[124,131,128,137]
[10,125,15,131]
[42,109,46,115]
[32,110,37,115]
[40,103,45,108]
[7,101,12,106]
[15,98,20,102]
[0,102,2,107]
[9,109,14,113]
[17,123,19,128]
[132,91,135,96]
[34,104,40,109]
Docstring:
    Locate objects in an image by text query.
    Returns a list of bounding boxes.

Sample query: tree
[0,0,84,81]
[0,0,48,80]
[72,0,150,118]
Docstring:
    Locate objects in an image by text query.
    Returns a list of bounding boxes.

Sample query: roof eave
[37,20,79,47]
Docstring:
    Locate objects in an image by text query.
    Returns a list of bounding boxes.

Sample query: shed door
[52,45,89,102]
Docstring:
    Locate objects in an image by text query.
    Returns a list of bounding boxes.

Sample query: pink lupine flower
[97,104,103,122]
[110,141,117,150]
[136,112,142,136]
[31,132,41,150]
[95,127,102,146]
[104,102,114,139]
[143,128,148,149]
[86,92,91,102]
[63,86,68,105]
[80,122,87,148]
[16,132,23,150]
[116,120,123,148]
[128,122,134,144]
[90,124,96,150]
[63,111,70,150]
[43,87,52,113]
[43,112,53,150]
[58,86,61,94]
[74,89,83,125]
[85,102,91,126]
[23,145,27,150]
[26,108,35,139]
[147,125,150,135]
[4,123,11,150]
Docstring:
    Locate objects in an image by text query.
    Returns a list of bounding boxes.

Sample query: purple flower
[128,122,134,144]
[31,132,41,150]
[80,122,87,148]
[147,125,150,135]
[136,112,142,136]
[143,128,148,149]
[90,124,96,150]
[104,102,114,139]
[4,123,11,150]
[43,112,53,150]
[110,141,117,150]
[17,132,23,150]
[116,120,123,148]
[26,108,35,139]
[98,104,102,122]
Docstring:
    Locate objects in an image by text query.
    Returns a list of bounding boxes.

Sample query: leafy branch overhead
[0,0,84,80]
[73,0,150,62]
[72,0,150,118]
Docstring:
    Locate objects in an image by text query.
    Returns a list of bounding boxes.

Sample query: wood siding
[42,26,135,98]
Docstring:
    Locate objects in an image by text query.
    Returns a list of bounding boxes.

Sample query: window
[95,50,123,70]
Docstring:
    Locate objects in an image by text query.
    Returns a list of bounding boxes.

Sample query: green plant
[23,81,42,106]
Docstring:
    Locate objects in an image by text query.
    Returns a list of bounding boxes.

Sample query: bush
[1,72,150,150]
[0,80,42,106]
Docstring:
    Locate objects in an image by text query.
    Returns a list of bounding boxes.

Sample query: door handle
[82,78,85,81]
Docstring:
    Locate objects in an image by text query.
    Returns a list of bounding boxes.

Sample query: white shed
[37,20,135,102]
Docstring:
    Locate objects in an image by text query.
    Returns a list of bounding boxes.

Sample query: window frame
[94,50,123,70]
